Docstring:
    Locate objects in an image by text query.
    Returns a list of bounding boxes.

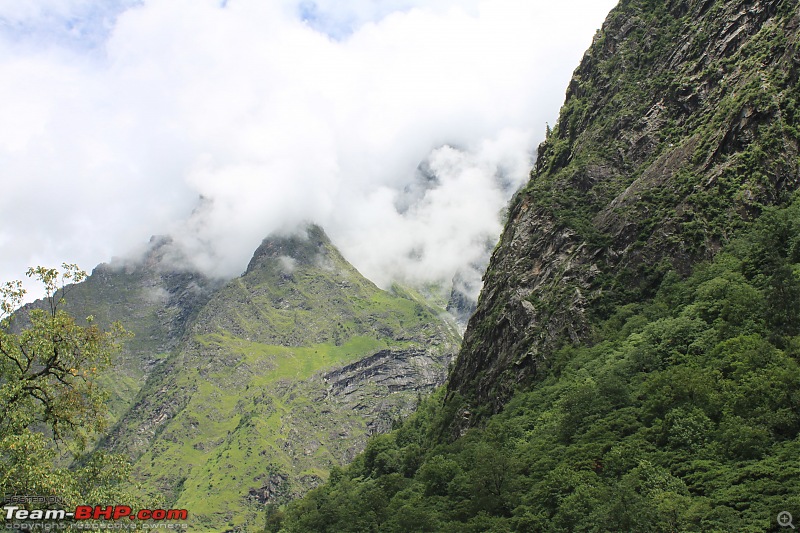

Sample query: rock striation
[448,0,800,416]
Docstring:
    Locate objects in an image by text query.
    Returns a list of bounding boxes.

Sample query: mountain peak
[245,223,332,274]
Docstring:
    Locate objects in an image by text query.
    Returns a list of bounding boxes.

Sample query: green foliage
[279,198,800,531]
[0,265,120,445]
[288,1,800,529]
[523,0,800,318]
[0,265,145,508]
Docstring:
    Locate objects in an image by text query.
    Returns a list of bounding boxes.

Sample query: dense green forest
[276,196,800,532]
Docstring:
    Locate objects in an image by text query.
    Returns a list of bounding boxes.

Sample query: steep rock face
[324,348,443,425]
[449,0,800,415]
[102,225,460,530]
[446,267,482,330]
[86,237,221,358]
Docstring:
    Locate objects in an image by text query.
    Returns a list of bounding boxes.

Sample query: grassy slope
[60,266,173,420]
[28,252,220,427]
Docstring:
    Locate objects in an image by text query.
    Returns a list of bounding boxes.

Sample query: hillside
[100,225,460,530]
[277,0,800,531]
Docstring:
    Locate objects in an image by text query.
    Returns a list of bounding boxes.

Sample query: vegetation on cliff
[450,0,800,413]
[1,227,460,531]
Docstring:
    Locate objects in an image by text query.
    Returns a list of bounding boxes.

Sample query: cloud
[0,0,617,301]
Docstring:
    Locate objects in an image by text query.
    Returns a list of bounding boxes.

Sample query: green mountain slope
[101,225,460,530]
[278,0,800,531]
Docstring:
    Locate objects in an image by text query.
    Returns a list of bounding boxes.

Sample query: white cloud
[0,0,617,301]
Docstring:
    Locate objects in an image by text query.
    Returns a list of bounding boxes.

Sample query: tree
[0,264,130,502]
[0,265,124,443]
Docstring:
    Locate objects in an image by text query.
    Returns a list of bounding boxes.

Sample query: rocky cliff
[448,0,800,415]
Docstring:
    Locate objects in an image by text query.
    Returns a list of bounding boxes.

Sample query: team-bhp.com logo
[4,504,188,530]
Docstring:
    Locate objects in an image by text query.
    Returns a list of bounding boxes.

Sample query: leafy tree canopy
[0,265,141,507]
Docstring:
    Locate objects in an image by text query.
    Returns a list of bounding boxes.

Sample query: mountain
[449,0,800,416]
[277,1,800,531]
[99,225,460,530]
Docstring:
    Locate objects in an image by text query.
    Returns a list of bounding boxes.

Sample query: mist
[0,0,617,302]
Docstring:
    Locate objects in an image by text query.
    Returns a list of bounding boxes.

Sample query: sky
[0,0,617,302]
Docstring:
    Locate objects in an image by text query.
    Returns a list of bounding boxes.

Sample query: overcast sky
[0,0,617,301]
